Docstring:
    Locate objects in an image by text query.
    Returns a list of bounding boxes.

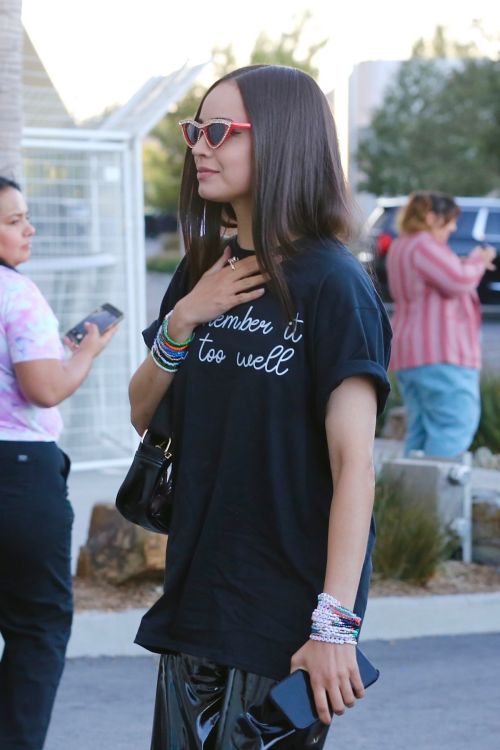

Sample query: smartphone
[65,303,124,344]
[269,647,379,730]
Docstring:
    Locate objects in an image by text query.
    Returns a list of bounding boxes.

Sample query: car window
[372,207,398,234]
[485,210,500,237]
[454,209,477,238]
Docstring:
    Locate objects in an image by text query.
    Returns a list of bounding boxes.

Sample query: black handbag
[115,394,174,534]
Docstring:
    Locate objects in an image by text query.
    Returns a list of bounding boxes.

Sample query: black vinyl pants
[150,652,329,750]
[0,441,73,750]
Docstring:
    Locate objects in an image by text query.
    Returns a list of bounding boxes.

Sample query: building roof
[22,28,207,138]
[98,62,207,138]
[22,30,74,128]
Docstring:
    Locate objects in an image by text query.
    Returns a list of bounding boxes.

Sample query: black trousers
[150,652,329,750]
[0,441,73,750]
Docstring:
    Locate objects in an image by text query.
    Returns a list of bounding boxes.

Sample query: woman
[386,190,496,458]
[129,65,392,749]
[0,177,116,750]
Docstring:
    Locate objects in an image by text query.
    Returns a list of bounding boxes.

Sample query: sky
[22,0,500,122]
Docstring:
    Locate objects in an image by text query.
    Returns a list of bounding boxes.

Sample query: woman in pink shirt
[387,191,496,458]
[0,177,117,750]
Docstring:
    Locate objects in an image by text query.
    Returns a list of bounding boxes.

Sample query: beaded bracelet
[161,315,193,347]
[150,311,194,374]
[310,593,362,645]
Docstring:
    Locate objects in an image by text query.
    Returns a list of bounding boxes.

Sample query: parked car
[358,196,500,306]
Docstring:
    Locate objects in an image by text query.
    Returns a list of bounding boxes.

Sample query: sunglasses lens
[206,122,229,147]
[183,122,199,146]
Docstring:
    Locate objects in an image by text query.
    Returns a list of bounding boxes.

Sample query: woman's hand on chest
[169,247,270,341]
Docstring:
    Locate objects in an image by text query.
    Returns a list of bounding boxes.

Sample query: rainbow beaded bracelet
[151,311,194,374]
[310,593,362,645]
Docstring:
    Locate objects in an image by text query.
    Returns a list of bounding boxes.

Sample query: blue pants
[0,441,73,750]
[396,364,480,458]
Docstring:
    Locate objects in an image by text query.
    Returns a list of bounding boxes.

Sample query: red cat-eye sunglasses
[179,118,252,150]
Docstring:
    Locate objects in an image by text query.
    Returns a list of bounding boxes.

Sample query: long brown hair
[0,176,21,197]
[179,65,353,316]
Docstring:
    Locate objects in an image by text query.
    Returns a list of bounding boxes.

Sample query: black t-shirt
[135,237,392,680]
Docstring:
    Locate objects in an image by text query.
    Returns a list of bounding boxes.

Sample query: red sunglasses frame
[179,118,252,150]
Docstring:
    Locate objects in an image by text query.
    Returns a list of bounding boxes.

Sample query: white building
[348,60,403,219]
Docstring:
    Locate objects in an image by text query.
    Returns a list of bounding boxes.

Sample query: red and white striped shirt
[386,231,484,371]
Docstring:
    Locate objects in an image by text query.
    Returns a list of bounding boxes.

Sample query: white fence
[21,129,145,467]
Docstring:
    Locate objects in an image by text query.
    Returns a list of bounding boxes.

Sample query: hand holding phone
[473,243,497,271]
[65,303,124,344]
[269,647,379,730]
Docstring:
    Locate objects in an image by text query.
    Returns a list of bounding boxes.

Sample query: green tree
[356,26,500,196]
[412,23,485,59]
[143,83,205,211]
[143,14,326,212]
[250,11,326,79]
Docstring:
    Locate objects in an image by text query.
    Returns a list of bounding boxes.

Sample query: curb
[362,591,500,640]
[66,592,500,658]
[67,609,147,658]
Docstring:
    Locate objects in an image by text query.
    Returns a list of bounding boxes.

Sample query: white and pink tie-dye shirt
[0,266,64,441]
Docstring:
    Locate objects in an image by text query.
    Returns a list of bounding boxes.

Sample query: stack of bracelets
[151,311,194,373]
[310,593,362,645]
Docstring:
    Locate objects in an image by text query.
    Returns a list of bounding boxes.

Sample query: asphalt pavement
[45,634,500,750]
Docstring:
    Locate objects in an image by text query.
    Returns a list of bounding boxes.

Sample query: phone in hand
[269,647,380,730]
[65,303,124,344]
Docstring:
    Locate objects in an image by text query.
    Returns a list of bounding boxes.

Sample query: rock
[474,447,495,469]
[380,457,467,529]
[76,504,167,584]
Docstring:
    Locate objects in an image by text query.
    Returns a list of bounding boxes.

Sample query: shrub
[162,234,181,253]
[372,474,448,585]
[146,253,181,274]
[471,374,500,454]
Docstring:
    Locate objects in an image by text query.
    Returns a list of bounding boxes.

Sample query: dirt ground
[73,578,163,612]
[371,560,500,597]
[73,560,500,612]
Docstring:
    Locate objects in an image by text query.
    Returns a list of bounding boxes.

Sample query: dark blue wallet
[269,647,379,729]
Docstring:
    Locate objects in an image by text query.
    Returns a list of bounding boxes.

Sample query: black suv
[358,197,500,307]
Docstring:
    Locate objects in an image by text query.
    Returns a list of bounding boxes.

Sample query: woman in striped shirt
[386,191,496,458]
